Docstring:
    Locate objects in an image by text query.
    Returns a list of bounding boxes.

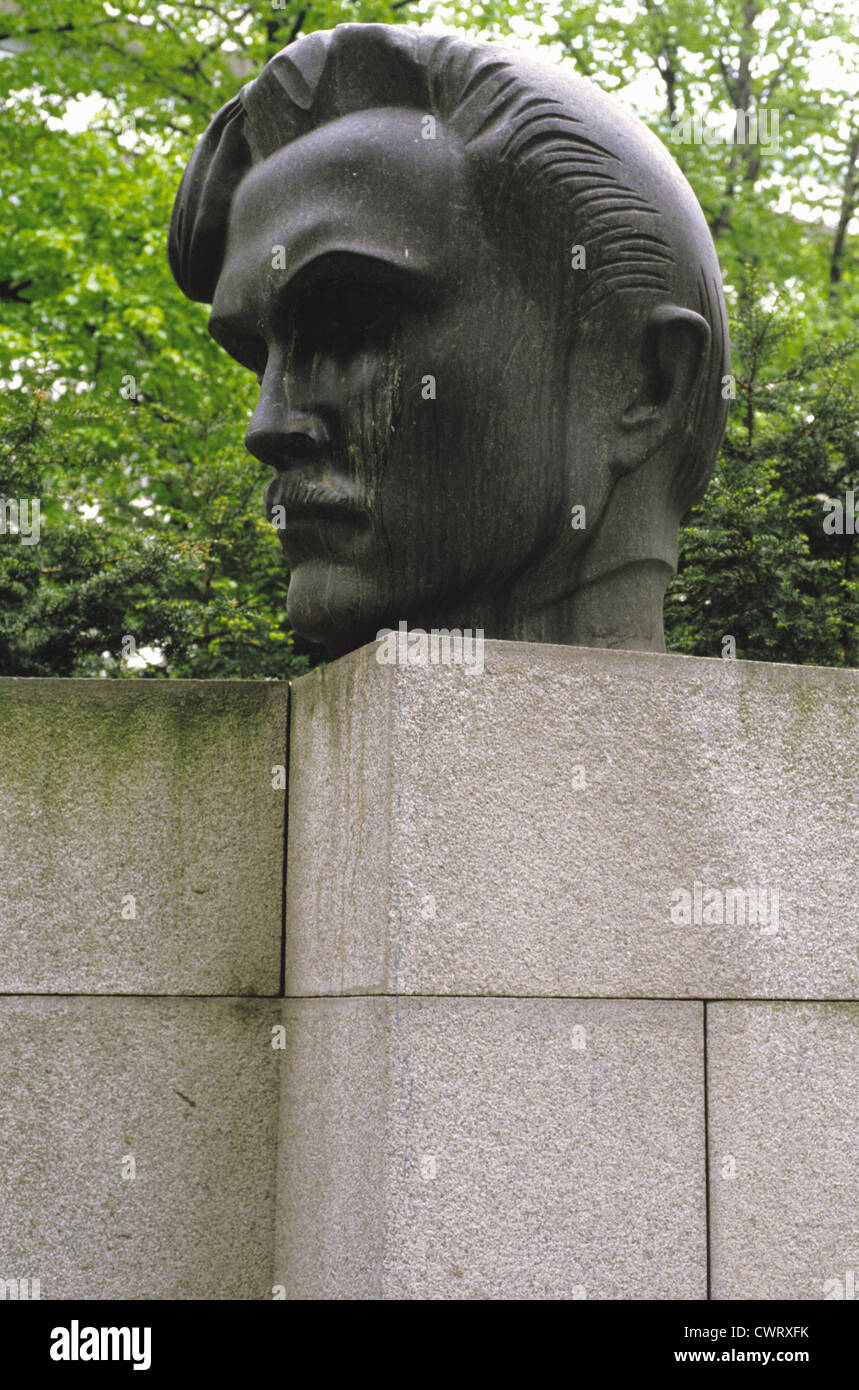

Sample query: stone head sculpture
[168,24,729,658]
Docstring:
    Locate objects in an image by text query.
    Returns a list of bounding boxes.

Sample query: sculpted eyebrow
[208,249,438,362]
[282,250,435,300]
[206,312,265,369]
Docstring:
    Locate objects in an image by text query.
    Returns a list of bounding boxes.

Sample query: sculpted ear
[612,305,711,473]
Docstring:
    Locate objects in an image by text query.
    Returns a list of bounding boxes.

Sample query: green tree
[2,0,858,674]
[666,273,859,665]
[473,0,859,664]
[0,0,420,678]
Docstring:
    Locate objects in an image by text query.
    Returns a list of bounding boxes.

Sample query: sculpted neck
[524,559,672,652]
[413,558,672,654]
[439,464,680,653]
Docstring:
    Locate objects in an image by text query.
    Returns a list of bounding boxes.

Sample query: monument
[148,23,858,1301]
[0,22,854,1312]
[168,23,730,656]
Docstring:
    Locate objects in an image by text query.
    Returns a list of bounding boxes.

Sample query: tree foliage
[2,0,858,675]
[0,0,414,679]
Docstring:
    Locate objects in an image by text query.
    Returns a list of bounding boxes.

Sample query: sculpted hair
[169,23,729,513]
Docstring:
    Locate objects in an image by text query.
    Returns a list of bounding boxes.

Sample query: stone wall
[0,679,287,1298]
[1,646,857,1298]
[279,642,859,1300]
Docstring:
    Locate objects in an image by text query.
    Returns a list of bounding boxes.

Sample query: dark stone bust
[168,24,729,658]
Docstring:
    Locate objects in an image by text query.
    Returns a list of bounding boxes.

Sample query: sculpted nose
[244,368,330,470]
[245,412,329,469]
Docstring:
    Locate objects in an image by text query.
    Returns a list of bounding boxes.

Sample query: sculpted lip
[264,472,365,522]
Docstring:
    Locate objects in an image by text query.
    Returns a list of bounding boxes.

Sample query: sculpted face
[208,107,626,655]
[172,27,730,656]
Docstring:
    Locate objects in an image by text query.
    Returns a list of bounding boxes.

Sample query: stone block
[285,641,859,999]
[708,1001,859,1300]
[0,679,287,993]
[0,996,281,1299]
[276,997,706,1299]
